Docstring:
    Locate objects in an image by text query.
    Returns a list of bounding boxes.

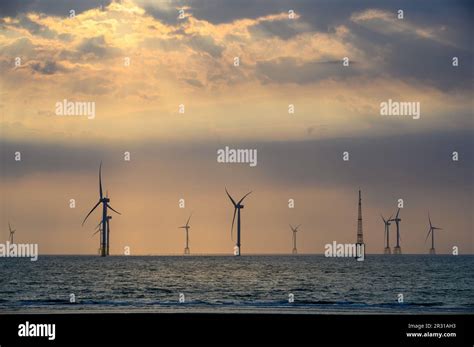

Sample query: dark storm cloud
[381,34,473,91]
[187,0,473,90]
[187,0,473,31]
[0,0,112,18]
[256,58,359,84]
[347,12,474,91]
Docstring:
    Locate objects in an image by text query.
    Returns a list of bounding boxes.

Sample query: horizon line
[17,253,472,257]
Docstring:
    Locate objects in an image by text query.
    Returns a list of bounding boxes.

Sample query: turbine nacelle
[389,208,402,223]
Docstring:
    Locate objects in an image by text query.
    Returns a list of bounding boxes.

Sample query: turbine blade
[99,162,103,200]
[8,222,12,232]
[82,201,101,226]
[289,224,294,231]
[186,212,193,227]
[295,224,301,231]
[92,229,100,236]
[396,208,400,219]
[380,214,386,223]
[428,212,432,228]
[238,191,252,205]
[107,204,121,215]
[225,188,237,206]
[231,208,237,241]
[95,221,102,230]
[424,229,432,243]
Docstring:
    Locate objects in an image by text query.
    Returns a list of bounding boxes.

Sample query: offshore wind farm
[3,177,472,314]
[0,0,473,321]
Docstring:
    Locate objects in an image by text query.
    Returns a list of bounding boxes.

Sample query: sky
[0,0,472,255]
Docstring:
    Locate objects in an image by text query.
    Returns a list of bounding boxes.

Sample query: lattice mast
[357,189,364,245]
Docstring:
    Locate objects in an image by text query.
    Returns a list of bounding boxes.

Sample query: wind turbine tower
[93,221,103,254]
[381,214,392,254]
[426,213,442,255]
[8,223,15,244]
[179,213,192,255]
[391,209,402,254]
[290,224,300,254]
[356,190,365,258]
[106,215,112,256]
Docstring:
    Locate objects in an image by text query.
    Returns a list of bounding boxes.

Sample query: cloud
[248,16,311,39]
[0,0,472,143]
[349,9,474,91]
[183,78,204,87]
[1,130,472,191]
[351,9,450,44]
[30,60,68,75]
[256,57,358,84]
[11,14,58,39]
[76,35,121,59]
[0,0,112,18]
[187,34,224,58]
[0,37,35,57]
[71,76,114,95]
[137,0,188,24]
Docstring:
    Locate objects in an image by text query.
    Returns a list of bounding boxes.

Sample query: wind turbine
[82,162,121,257]
[426,213,442,255]
[381,214,392,254]
[390,209,402,254]
[8,223,16,243]
[289,224,300,254]
[179,213,192,255]
[225,188,252,256]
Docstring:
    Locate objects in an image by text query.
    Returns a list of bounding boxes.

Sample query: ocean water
[0,255,472,314]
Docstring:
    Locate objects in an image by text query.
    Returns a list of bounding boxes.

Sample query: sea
[0,255,473,314]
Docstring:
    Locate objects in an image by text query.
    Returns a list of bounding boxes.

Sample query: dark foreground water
[0,255,472,314]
